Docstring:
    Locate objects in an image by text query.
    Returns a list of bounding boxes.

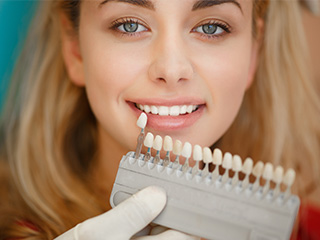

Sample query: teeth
[136,104,199,116]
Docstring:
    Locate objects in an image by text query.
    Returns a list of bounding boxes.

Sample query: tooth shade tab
[232,155,242,172]
[163,136,173,151]
[181,142,192,158]
[137,112,147,129]
[173,140,183,155]
[283,168,296,186]
[252,161,264,177]
[203,147,213,164]
[273,166,284,184]
[193,145,203,161]
[153,135,163,151]
[212,148,222,165]
[222,152,233,169]
[144,133,154,148]
[263,163,273,180]
[242,158,253,175]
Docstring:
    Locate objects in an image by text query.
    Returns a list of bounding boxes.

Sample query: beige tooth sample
[222,152,232,183]
[241,157,253,188]
[212,148,222,179]
[192,145,203,174]
[172,140,183,166]
[252,161,264,191]
[181,142,192,171]
[232,155,242,185]
[202,147,213,176]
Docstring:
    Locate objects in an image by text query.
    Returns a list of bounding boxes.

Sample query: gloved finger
[134,229,201,240]
[78,186,167,239]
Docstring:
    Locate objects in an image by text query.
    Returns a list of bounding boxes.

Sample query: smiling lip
[127,98,206,131]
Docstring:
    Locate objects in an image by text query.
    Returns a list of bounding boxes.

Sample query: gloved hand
[55,186,200,240]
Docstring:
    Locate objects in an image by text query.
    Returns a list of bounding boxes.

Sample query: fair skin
[62,0,259,198]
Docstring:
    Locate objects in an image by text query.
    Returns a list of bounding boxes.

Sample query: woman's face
[65,0,259,153]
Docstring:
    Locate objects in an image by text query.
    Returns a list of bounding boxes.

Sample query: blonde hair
[0,0,319,238]
[217,0,320,195]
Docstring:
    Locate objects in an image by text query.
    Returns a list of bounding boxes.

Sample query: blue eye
[195,24,224,35]
[117,21,147,33]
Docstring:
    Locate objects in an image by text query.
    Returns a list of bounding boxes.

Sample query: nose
[148,34,194,87]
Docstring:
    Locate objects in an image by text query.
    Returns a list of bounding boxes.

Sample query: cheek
[192,39,253,145]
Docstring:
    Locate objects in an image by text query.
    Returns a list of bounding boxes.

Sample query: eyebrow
[192,0,242,13]
[99,0,242,13]
[99,0,155,10]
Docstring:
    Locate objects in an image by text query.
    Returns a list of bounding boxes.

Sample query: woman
[0,0,319,239]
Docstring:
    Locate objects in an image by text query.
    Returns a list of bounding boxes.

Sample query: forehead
[82,0,253,15]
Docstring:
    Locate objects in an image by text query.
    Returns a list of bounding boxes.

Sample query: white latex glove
[55,186,200,240]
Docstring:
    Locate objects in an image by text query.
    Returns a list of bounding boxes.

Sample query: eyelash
[110,18,147,37]
[109,18,231,40]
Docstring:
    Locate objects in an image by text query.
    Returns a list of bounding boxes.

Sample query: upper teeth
[136,104,198,116]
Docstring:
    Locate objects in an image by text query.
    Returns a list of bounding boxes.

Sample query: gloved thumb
[77,186,167,239]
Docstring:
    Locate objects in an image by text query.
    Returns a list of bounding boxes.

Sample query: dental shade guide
[135,112,147,159]
[110,113,300,240]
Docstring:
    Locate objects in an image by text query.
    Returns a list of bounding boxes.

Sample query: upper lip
[127,97,206,106]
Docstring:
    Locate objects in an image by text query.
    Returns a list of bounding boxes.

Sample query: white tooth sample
[222,152,232,182]
[181,142,192,171]
[153,135,163,151]
[163,135,173,166]
[273,166,284,196]
[144,133,154,148]
[202,147,213,175]
[232,155,242,172]
[252,161,264,178]
[143,132,154,162]
[151,106,158,114]
[283,168,296,187]
[173,140,183,155]
[252,161,264,191]
[262,163,273,194]
[242,157,253,175]
[273,166,284,184]
[232,155,242,185]
[144,105,151,113]
[181,142,192,158]
[159,106,169,116]
[283,168,296,198]
[193,145,203,161]
[262,163,273,181]
[186,105,193,113]
[180,105,187,114]
[163,136,173,151]
[241,157,253,188]
[192,145,202,175]
[212,148,222,178]
[192,105,197,111]
[222,152,233,169]
[136,112,148,129]
[169,106,180,116]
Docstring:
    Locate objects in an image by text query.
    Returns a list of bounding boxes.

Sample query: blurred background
[0,1,319,111]
[0,0,37,111]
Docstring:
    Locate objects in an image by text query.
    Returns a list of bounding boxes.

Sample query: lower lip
[128,102,205,131]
